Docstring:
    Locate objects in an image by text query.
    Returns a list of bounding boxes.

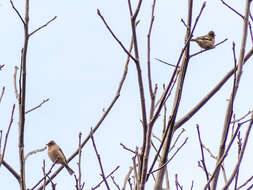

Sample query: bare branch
[110,176,120,190]
[90,129,110,190]
[237,176,253,189]
[122,167,133,190]
[149,137,188,175]
[2,159,20,182]
[29,161,58,190]
[120,143,136,154]
[196,124,210,190]
[0,86,5,104]
[97,9,137,63]
[14,66,19,100]
[9,0,25,25]
[92,166,120,190]
[25,98,50,114]
[222,113,253,190]
[24,146,47,160]
[29,16,57,37]
[0,64,5,70]
[0,104,15,166]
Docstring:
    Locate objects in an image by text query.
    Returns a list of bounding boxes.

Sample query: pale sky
[1,0,253,189]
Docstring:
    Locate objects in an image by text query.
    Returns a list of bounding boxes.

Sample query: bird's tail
[65,164,74,175]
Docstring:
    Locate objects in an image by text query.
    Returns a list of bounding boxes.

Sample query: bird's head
[47,140,56,147]
[208,31,215,37]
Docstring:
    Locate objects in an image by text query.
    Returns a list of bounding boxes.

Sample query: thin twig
[222,113,253,190]
[14,66,19,100]
[111,176,120,190]
[0,104,15,166]
[237,176,253,189]
[0,86,5,104]
[90,129,110,190]
[120,143,136,154]
[29,16,57,37]
[97,9,137,63]
[92,166,120,189]
[196,124,210,190]
[25,146,47,160]
[122,167,133,190]
[0,64,5,70]
[25,98,50,114]
[29,161,57,190]
[203,120,247,189]
[155,58,180,68]
[2,159,20,182]
[149,137,188,175]
[9,0,25,25]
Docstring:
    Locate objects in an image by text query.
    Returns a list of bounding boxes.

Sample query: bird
[47,140,74,175]
[191,31,215,49]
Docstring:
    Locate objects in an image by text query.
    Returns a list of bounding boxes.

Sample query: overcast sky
[1,0,253,189]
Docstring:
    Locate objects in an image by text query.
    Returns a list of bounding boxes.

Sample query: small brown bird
[191,31,215,49]
[47,140,74,175]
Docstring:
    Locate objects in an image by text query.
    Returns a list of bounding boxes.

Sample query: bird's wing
[58,147,68,163]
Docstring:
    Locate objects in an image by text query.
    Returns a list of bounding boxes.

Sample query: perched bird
[191,31,215,49]
[47,140,74,175]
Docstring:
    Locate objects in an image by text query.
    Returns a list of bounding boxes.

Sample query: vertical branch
[147,0,157,118]
[211,0,251,189]
[127,1,147,189]
[137,0,158,189]
[11,0,31,189]
[153,0,193,189]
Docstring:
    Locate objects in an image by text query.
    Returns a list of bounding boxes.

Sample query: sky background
[1,0,253,189]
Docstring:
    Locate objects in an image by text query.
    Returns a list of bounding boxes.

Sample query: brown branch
[29,161,58,190]
[110,176,120,190]
[222,113,253,190]
[92,165,120,190]
[196,124,210,190]
[120,143,136,154]
[139,1,158,187]
[220,0,244,18]
[2,159,20,182]
[29,16,57,37]
[147,0,158,118]
[122,167,133,190]
[155,58,180,68]
[0,104,15,166]
[25,98,49,114]
[9,0,25,25]
[0,64,5,70]
[24,146,47,160]
[211,0,251,188]
[14,66,19,100]
[97,9,137,63]
[74,132,85,190]
[149,137,188,175]
[127,1,148,188]
[0,86,5,104]
[90,129,110,190]
[203,120,247,189]
[237,176,253,189]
